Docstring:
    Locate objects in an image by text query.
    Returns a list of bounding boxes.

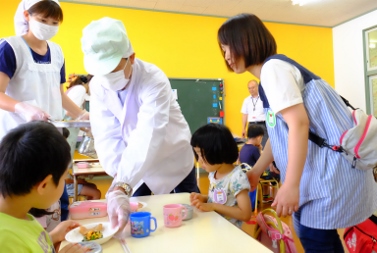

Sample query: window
[364,26,377,116]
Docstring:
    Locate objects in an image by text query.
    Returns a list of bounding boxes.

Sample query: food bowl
[180,204,193,221]
[65,222,117,245]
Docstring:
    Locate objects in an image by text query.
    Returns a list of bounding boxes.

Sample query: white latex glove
[107,190,130,239]
[14,102,50,122]
[75,109,89,121]
[76,110,90,132]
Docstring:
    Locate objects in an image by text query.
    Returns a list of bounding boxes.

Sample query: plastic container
[78,242,102,253]
[76,162,90,169]
[180,204,193,221]
[69,201,107,220]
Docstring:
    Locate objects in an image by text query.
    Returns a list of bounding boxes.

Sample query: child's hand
[190,192,206,205]
[194,202,215,212]
[59,243,89,253]
[50,220,80,244]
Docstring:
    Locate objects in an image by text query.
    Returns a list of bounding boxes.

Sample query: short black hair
[217,13,277,71]
[0,121,71,198]
[191,123,239,165]
[247,125,264,139]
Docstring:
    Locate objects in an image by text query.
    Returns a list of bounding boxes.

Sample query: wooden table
[71,159,108,202]
[61,193,272,253]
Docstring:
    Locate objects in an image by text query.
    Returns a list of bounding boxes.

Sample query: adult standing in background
[241,80,268,147]
[81,17,199,238]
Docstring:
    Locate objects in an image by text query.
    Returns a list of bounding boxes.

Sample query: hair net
[81,17,134,75]
[14,0,60,36]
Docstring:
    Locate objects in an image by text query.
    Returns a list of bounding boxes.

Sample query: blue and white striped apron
[259,54,377,229]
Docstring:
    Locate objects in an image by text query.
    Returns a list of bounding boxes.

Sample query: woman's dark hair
[217,13,277,71]
[0,121,71,198]
[67,74,92,89]
[191,123,239,165]
[247,124,264,139]
[28,0,63,23]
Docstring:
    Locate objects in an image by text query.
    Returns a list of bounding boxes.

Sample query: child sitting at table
[0,121,87,252]
[190,123,252,228]
[239,124,264,166]
[62,128,101,201]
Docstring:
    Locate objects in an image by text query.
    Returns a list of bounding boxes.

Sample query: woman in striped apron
[217,13,377,252]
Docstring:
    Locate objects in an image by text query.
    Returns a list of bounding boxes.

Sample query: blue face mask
[101,58,130,91]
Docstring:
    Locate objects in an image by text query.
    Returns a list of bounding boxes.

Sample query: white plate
[65,222,117,245]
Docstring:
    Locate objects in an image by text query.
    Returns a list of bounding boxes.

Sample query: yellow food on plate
[79,224,104,241]
[138,202,144,209]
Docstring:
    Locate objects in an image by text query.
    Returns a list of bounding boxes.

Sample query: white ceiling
[62,0,377,27]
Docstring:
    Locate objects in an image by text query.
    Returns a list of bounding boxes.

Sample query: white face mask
[102,58,130,91]
[29,19,59,40]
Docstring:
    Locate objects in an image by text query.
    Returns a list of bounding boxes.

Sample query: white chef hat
[81,17,134,76]
[14,0,60,36]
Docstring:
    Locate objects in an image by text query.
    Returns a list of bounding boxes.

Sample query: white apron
[0,36,64,140]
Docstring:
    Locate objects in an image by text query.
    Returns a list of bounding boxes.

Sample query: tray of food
[50,120,91,128]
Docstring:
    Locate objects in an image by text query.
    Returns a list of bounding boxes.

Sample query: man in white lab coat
[81,17,199,237]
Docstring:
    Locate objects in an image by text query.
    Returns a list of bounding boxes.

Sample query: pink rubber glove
[14,102,50,122]
[107,190,130,239]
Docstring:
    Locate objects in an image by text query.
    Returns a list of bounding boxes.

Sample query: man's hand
[107,190,130,239]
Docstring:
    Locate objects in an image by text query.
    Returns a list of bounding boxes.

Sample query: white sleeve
[115,77,172,187]
[66,86,86,108]
[89,80,124,178]
[260,59,304,113]
[240,97,249,114]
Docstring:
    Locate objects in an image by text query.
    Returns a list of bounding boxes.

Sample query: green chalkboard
[170,78,224,134]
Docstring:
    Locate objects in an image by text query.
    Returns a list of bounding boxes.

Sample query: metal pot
[78,135,97,158]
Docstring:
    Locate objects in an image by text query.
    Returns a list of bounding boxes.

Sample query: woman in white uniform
[0,0,88,141]
[81,17,199,238]
[217,13,377,252]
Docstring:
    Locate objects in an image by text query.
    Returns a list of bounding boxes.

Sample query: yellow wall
[0,2,333,135]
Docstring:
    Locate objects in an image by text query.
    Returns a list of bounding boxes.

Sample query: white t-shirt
[240,95,265,122]
[260,59,305,113]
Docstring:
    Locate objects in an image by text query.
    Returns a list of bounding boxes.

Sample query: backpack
[309,97,377,172]
[343,215,377,253]
[254,208,297,253]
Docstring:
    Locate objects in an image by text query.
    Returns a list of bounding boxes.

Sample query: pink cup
[163,204,188,228]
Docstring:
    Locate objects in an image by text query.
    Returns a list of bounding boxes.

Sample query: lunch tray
[50,120,91,128]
